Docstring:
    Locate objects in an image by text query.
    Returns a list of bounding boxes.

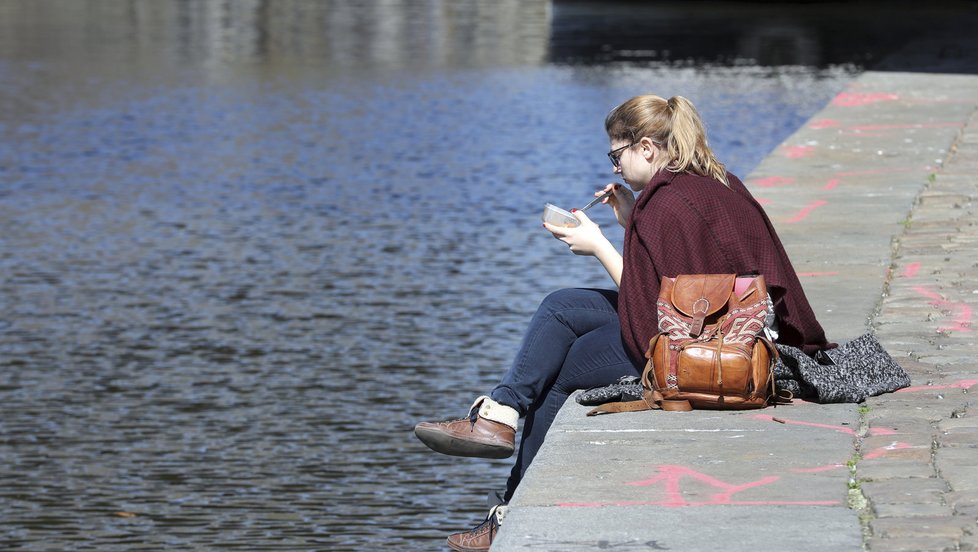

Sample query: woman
[415,94,833,551]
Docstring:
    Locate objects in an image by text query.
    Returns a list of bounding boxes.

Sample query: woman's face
[610,138,655,192]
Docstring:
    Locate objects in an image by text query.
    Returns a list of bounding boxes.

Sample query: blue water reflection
[0,2,855,550]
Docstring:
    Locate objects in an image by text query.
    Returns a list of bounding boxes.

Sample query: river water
[0,1,858,550]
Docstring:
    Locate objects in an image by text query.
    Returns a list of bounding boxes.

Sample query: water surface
[0,1,855,550]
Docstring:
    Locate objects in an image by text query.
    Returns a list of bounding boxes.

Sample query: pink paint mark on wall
[752,176,796,187]
[783,145,815,159]
[784,200,828,223]
[822,178,840,191]
[832,92,900,107]
[897,379,978,393]
[903,262,921,278]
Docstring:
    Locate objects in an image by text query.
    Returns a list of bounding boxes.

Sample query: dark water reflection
[1,1,855,550]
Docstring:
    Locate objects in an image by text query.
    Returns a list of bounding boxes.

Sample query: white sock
[469,395,518,431]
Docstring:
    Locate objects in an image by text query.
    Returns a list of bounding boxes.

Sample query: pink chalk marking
[751,176,796,188]
[910,285,974,333]
[902,262,921,278]
[896,379,978,393]
[862,442,913,460]
[784,200,828,223]
[755,197,773,206]
[822,178,840,191]
[783,145,815,159]
[751,414,896,436]
[797,271,840,277]
[790,442,915,474]
[556,428,918,510]
[913,285,945,304]
[557,500,840,508]
[790,464,845,474]
[808,119,841,129]
[847,122,962,132]
[623,465,781,507]
[832,92,900,107]
[834,167,918,177]
[941,304,973,333]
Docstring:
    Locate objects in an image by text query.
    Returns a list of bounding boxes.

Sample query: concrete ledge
[494,71,978,551]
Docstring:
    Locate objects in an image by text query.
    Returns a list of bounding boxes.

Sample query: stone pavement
[492,71,978,551]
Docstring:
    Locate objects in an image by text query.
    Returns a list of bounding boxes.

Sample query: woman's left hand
[543,210,609,256]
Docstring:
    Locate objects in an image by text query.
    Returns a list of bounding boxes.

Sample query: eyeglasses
[607,142,637,169]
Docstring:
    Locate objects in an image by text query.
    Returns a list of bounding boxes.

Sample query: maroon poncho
[617,169,834,364]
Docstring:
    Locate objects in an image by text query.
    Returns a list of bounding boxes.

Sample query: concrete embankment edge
[492,71,978,551]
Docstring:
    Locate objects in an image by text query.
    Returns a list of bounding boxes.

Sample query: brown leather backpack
[589,274,778,415]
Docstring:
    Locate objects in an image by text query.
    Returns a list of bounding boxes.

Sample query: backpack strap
[587,349,694,415]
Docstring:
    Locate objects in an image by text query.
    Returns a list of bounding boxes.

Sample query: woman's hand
[543,210,624,286]
[543,210,609,257]
[596,183,635,227]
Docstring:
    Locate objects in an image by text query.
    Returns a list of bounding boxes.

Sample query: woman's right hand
[596,183,635,227]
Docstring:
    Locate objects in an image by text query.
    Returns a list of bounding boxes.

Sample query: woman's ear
[639,137,657,161]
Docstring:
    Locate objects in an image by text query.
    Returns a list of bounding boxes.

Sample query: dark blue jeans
[489,288,642,501]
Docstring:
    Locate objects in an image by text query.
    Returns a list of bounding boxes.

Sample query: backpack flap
[670,274,736,336]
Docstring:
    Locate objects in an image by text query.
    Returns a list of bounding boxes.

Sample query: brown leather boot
[414,396,517,459]
[446,505,506,552]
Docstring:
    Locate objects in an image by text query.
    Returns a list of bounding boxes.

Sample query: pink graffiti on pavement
[751,414,897,436]
[790,464,845,474]
[554,425,917,509]
[784,200,828,223]
[751,176,796,187]
[834,167,921,177]
[902,262,922,278]
[862,442,914,460]
[911,285,973,333]
[831,92,900,107]
[896,379,978,393]
[755,197,773,206]
[782,145,815,159]
[790,441,915,473]
[808,119,841,129]
[624,465,781,507]
[822,178,840,191]
[558,466,837,507]
[846,122,962,132]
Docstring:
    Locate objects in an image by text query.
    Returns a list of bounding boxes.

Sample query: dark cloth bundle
[774,332,911,403]
[576,375,644,406]
[577,333,910,406]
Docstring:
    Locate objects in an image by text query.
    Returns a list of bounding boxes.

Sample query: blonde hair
[605,95,728,186]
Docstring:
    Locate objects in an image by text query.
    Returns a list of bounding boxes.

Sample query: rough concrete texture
[492,70,978,551]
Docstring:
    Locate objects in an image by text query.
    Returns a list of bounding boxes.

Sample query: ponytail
[665,96,728,186]
[606,95,728,186]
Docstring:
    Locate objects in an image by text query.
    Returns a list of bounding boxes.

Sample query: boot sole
[447,538,491,552]
[414,426,514,459]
